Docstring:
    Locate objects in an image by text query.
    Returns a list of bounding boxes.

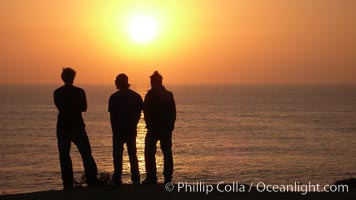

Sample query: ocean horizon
[1,84,355,194]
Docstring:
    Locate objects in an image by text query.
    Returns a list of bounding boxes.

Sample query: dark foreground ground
[0,183,355,200]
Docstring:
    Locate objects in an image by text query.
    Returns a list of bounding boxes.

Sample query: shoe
[87,178,102,187]
[63,185,73,191]
[142,177,158,184]
[109,179,122,187]
[164,178,172,184]
[131,174,140,185]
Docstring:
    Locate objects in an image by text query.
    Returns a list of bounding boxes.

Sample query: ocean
[0,84,355,194]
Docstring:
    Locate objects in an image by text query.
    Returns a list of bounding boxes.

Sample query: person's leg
[112,134,124,184]
[72,129,98,185]
[57,135,73,189]
[160,132,173,183]
[143,130,158,183]
[127,132,140,183]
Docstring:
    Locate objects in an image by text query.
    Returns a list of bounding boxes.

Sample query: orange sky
[0,0,355,84]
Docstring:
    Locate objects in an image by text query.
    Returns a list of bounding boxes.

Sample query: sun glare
[128,15,158,43]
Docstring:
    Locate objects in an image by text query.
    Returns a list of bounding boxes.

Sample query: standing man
[108,74,143,185]
[54,68,99,190]
[143,71,176,184]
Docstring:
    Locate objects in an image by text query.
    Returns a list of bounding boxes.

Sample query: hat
[150,71,163,80]
[150,71,163,85]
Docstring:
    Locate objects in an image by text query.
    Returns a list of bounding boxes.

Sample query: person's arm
[110,112,119,133]
[135,95,144,125]
[143,92,152,129]
[81,89,87,112]
[168,92,176,131]
[53,90,62,112]
[108,95,118,133]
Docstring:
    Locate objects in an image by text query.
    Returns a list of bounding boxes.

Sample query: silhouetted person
[54,68,99,190]
[108,74,143,185]
[142,71,176,184]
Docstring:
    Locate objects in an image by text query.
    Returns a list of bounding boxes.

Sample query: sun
[128,15,158,43]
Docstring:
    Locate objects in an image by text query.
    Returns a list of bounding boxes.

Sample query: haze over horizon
[1,0,355,85]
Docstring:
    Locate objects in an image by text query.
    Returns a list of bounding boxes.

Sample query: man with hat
[108,73,143,185]
[142,71,176,184]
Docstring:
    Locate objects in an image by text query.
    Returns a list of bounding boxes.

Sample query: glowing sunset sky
[0,0,355,84]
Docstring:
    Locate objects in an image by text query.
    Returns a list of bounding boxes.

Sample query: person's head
[150,71,163,88]
[115,73,130,89]
[61,68,76,85]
